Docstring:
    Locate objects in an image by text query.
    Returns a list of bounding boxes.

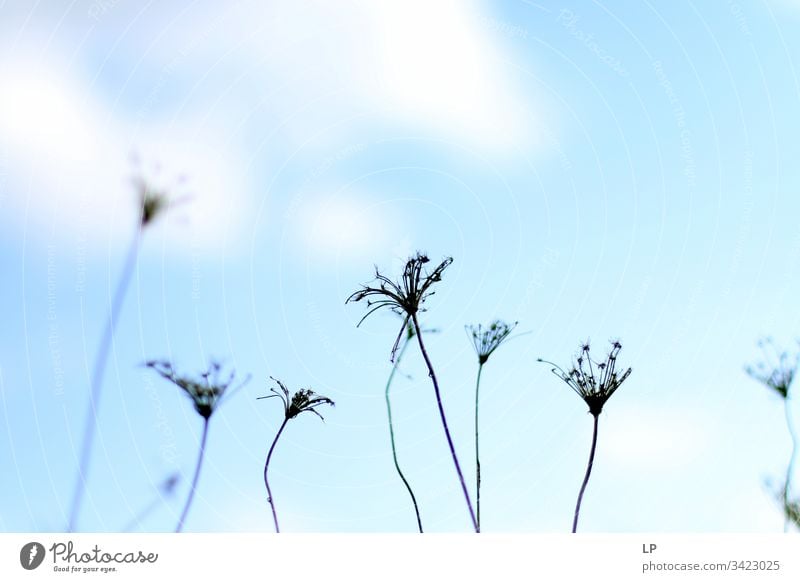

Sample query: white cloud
[0,55,250,255]
[290,190,396,261]
[601,404,717,471]
[0,0,542,255]
[155,0,540,152]
[370,1,532,150]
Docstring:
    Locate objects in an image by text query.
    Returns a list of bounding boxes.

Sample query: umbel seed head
[346,252,453,362]
[146,360,248,419]
[259,377,335,421]
[745,337,797,399]
[539,339,632,416]
[467,320,518,365]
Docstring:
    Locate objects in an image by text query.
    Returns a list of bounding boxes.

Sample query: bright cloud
[164,0,540,152]
[601,404,718,471]
[0,55,250,255]
[290,190,396,261]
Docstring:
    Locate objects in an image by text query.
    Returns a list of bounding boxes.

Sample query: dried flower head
[346,252,453,361]
[129,155,192,227]
[467,320,518,365]
[539,340,632,416]
[131,169,173,227]
[146,360,249,419]
[258,377,335,421]
[745,337,797,399]
[160,473,180,495]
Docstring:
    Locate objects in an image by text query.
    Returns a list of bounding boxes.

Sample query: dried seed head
[745,337,797,399]
[129,156,191,228]
[466,319,518,365]
[146,360,249,419]
[346,252,453,361]
[539,339,632,416]
[258,377,335,421]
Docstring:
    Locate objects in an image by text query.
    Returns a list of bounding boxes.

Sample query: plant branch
[68,229,141,532]
[175,417,210,533]
[385,337,423,533]
[412,313,478,532]
[264,417,289,533]
[784,396,798,532]
[573,413,599,533]
[474,362,484,531]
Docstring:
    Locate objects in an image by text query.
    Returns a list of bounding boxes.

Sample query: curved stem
[385,338,424,533]
[411,313,478,533]
[573,413,599,533]
[68,229,141,532]
[175,418,210,533]
[783,396,798,532]
[264,417,289,533]
[474,363,484,531]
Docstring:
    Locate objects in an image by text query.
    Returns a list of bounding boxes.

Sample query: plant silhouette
[348,252,479,532]
[258,377,334,533]
[539,340,632,532]
[466,319,518,532]
[67,169,177,532]
[146,360,248,532]
[746,338,799,531]
[383,319,428,533]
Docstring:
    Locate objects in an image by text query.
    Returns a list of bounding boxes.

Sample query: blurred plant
[258,378,334,533]
[539,340,632,532]
[746,337,799,531]
[146,360,249,532]
[121,473,180,532]
[68,165,180,532]
[347,253,479,532]
[785,497,800,529]
[466,319,518,532]
[767,478,800,531]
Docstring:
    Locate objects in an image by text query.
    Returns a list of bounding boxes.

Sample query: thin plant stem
[474,362,484,531]
[175,418,210,533]
[385,337,424,533]
[573,413,599,533]
[264,417,289,533]
[411,313,478,533]
[783,396,798,532]
[68,229,142,532]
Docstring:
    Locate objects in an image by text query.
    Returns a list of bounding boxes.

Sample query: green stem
[411,313,478,532]
[474,362,484,532]
[68,229,141,532]
[176,417,210,533]
[385,338,424,533]
[264,417,289,533]
[573,413,599,533]
[784,396,798,532]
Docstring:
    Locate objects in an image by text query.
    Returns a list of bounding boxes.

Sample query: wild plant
[539,340,632,532]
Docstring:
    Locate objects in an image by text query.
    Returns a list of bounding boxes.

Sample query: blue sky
[2,0,800,533]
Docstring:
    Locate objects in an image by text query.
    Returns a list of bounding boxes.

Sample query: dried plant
[383,319,427,533]
[785,497,800,529]
[146,360,248,532]
[347,252,453,362]
[348,253,479,532]
[258,378,334,533]
[539,340,632,532]
[68,167,177,532]
[466,319,518,531]
[746,337,799,531]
